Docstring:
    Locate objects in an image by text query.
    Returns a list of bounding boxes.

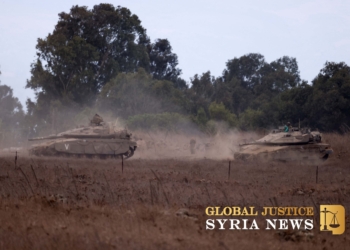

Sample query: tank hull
[234,143,332,162]
[29,138,137,159]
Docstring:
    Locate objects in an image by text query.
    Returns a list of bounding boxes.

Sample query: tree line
[1,4,350,146]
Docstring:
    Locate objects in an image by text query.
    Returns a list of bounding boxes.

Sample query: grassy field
[0,133,349,249]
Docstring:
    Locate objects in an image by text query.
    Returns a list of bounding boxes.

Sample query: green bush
[195,107,208,126]
[238,108,264,130]
[209,102,237,127]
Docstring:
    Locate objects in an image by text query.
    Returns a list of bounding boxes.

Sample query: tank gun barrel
[239,141,312,146]
[28,133,130,141]
[62,134,129,139]
[28,135,63,141]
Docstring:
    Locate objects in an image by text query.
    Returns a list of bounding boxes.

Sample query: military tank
[28,114,137,159]
[234,126,333,162]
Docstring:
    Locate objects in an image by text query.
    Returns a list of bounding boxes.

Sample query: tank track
[29,146,135,160]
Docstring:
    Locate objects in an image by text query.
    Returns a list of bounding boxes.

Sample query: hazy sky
[0,0,349,108]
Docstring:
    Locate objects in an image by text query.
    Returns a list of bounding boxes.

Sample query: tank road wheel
[124,147,135,159]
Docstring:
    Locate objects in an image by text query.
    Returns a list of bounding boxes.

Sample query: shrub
[208,102,237,127]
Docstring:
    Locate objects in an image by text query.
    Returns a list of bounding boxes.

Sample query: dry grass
[324,133,350,160]
[0,133,349,249]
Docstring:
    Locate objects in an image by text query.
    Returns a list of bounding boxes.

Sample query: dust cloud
[131,129,260,160]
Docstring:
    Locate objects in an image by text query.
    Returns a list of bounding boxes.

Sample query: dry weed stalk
[18,167,34,196]
[150,169,169,205]
[103,172,115,203]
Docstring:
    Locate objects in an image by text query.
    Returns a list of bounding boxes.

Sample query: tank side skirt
[240,142,328,146]
[30,139,136,159]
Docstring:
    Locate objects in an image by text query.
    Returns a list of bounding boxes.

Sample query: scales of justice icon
[320,207,340,230]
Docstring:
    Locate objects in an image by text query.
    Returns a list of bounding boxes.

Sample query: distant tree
[27,4,150,110]
[260,56,301,94]
[270,56,301,85]
[214,77,253,117]
[98,68,184,118]
[186,71,215,116]
[218,54,303,119]
[275,82,312,125]
[238,108,264,130]
[0,69,23,129]
[26,4,187,133]
[190,71,215,99]
[148,39,186,89]
[307,62,350,131]
[0,81,25,146]
[223,53,266,89]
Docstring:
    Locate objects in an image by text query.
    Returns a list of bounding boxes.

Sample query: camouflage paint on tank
[28,114,137,159]
[234,127,333,162]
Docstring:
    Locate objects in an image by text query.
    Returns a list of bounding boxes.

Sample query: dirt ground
[0,133,349,249]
